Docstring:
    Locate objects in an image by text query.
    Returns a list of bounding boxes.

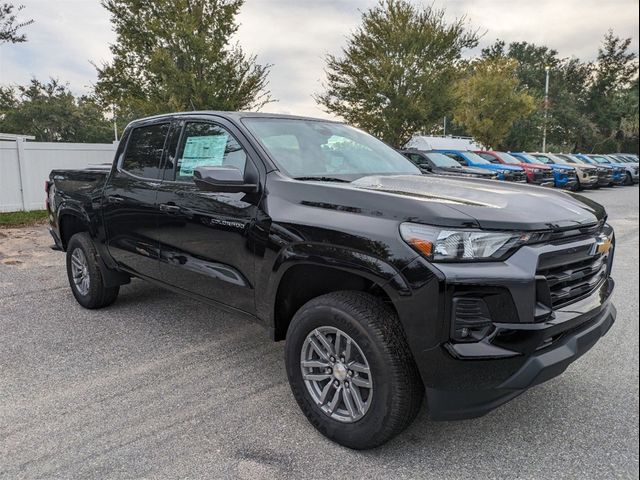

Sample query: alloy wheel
[300,326,373,423]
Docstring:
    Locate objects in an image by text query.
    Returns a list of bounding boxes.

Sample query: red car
[475,151,555,187]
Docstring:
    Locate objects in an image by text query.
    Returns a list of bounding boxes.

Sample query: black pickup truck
[47,112,617,449]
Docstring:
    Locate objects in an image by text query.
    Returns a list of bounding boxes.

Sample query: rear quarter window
[121,123,170,179]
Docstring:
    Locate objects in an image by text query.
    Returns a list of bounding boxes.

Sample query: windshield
[243,118,420,180]
[515,153,545,165]
[495,152,522,165]
[531,154,554,165]
[425,152,463,168]
[590,155,611,164]
[555,154,579,164]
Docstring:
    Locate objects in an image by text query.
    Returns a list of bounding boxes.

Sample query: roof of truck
[128,111,341,127]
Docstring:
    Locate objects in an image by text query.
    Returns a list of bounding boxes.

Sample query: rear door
[103,121,170,279]
[154,117,262,313]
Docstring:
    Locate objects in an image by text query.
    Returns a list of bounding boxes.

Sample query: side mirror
[193,166,258,193]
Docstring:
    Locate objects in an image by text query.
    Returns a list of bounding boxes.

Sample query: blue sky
[1,0,638,118]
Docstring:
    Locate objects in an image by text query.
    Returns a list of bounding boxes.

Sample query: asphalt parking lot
[1,185,638,479]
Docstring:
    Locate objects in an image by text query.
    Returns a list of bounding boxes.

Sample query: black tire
[66,232,119,309]
[573,179,581,191]
[285,291,423,449]
[625,172,633,186]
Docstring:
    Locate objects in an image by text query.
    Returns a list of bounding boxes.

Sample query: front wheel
[66,232,119,309]
[625,172,633,186]
[285,291,423,449]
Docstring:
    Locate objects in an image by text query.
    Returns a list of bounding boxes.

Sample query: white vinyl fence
[0,139,118,212]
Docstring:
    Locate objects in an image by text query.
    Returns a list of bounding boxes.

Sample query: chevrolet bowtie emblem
[591,235,612,256]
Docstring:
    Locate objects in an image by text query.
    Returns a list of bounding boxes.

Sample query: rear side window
[122,123,170,179]
[409,154,428,167]
[174,122,247,183]
[446,153,467,165]
[478,153,498,163]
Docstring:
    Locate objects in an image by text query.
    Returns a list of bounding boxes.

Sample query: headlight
[399,223,535,262]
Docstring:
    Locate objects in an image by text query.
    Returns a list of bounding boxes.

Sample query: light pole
[542,65,550,153]
[112,104,119,142]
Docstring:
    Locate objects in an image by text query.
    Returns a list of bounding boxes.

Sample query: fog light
[452,297,494,342]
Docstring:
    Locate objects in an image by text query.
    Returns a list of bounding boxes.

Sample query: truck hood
[434,166,496,177]
[350,174,605,231]
[479,164,524,172]
[550,164,575,171]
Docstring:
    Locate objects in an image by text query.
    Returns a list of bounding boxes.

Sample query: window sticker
[179,134,228,176]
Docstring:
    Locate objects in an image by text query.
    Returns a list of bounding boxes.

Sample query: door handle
[159,204,181,213]
[107,195,125,204]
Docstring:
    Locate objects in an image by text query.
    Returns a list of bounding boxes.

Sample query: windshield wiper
[293,176,351,183]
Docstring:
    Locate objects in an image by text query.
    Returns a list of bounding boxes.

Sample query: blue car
[434,150,527,182]
[595,154,638,185]
[575,154,627,186]
[510,152,578,189]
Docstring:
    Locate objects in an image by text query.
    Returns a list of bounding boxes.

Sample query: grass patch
[0,210,49,228]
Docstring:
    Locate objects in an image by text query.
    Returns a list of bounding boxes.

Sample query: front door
[154,119,261,313]
[103,121,170,279]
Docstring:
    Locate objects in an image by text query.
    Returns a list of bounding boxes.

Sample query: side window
[479,153,498,163]
[409,154,427,167]
[174,122,247,183]
[446,153,467,166]
[121,123,170,179]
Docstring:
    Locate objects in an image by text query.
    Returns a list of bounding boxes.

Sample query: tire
[625,172,633,186]
[285,291,423,449]
[66,232,119,309]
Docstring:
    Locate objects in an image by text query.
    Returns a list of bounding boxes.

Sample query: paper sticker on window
[179,134,228,177]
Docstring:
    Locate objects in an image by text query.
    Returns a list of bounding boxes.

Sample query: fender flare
[260,242,414,331]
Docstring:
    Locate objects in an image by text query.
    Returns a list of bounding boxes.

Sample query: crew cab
[433,149,527,182]
[47,112,617,449]
[510,152,578,190]
[400,149,498,179]
[529,153,599,190]
[474,150,555,187]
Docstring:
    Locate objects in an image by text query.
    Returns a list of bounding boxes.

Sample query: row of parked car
[401,149,640,190]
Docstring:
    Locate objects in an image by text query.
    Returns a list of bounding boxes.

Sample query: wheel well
[60,215,89,250]
[273,264,393,341]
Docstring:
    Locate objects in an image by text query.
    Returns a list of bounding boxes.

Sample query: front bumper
[393,227,616,421]
[426,288,616,420]
[554,175,578,189]
[580,176,599,188]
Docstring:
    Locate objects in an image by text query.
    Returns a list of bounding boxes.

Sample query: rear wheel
[285,291,423,449]
[66,233,119,309]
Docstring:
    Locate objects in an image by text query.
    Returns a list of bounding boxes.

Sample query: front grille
[537,243,611,309]
[505,171,526,182]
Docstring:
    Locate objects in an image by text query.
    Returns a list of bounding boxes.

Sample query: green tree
[481,40,595,152]
[316,0,478,147]
[95,0,272,127]
[452,58,535,149]
[482,33,639,153]
[587,31,639,152]
[0,2,33,44]
[0,78,113,142]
